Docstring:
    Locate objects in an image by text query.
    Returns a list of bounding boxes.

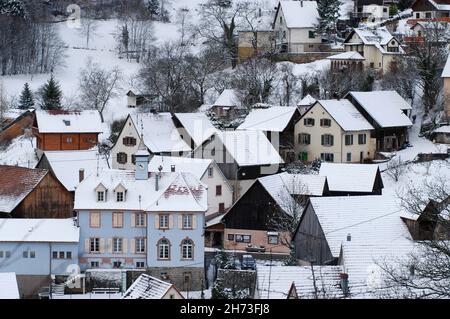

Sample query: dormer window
[116,192,124,202]
[97,191,105,202]
[114,183,127,202]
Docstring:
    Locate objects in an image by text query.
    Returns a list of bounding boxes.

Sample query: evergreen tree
[18,83,34,109]
[211,278,227,299]
[0,0,27,17]
[146,0,160,16]
[39,74,62,110]
[316,0,341,42]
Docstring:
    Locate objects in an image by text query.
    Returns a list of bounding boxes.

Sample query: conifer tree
[39,74,62,110]
[18,83,34,109]
[316,0,341,42]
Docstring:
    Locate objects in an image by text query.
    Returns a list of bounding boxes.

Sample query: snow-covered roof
[0,273,20,299]
[277,1,319,29]
[433,125,450,133]
[173,113,218,146]
[132,113,191,154]
[213,89,243,108]
[428,0,450,11]
[256,264,344,299]
[442,53,450,77]
[35,110,103,133]
[74,169,207,212]
[0,218,79,243]
[327,51,365,60]
[213,130,284,167]
[1,108,33,121]
[319,163,381,193]
[148,155,212,179]
[308,195,412,257]
[317,99,374,132]
[123,274,181,299]
[42,149,109,192]
[347,27,404,55]
[0,166,48,214]
[237,106,299,132]
[347,91,413,128]
[205,212,227,228]
[298,94,317,107]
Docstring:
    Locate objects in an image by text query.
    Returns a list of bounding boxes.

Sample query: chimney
[79,169,85,183]
[156,165,163,191]
[171,165,176,172]
[347,233,351,242]
[340,273,349,297]
[300,0,303,7]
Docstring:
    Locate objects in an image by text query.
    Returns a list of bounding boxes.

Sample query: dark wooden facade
[0,110,35,143]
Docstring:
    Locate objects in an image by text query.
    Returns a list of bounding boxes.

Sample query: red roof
[0,166,48,213]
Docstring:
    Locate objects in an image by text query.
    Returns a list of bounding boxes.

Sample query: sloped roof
[123,274,182,299]
[237,106,299,132]
[74,169,207,212]
[319,163,381,193]
[308,195,412,258]
[347,27,404,55]
[298,94,317,107]
[213,89,243,108]
[173,113,218,146]
[0,218,79,243]
[0,166,48,213]
[277,1,319,29]
[256,264,344,299]
[428,0,450,11]
[327,51,365,60]
[317,99,374,132]
[0,273,20,299]
[35,110,103,133]
[148,155,212,179]
[41,149,109,192]
[346,91,413,128]
[433,125,450,133]
[214,130,284,167]
[132,113,191,154]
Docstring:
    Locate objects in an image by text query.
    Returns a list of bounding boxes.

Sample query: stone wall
[143,267,205,292]
[217,269,257,298]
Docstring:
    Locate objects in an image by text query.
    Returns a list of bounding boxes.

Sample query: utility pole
[311,260,318,299]
[267,248,273,299]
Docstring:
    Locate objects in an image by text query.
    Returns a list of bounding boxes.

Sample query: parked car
[241,254,256,270]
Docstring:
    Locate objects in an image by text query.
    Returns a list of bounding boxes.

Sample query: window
[415,12,420,18]
[320,119,331,127]
[159,215,169,229]
[228,234,235,241]
[123,137,137,146]
[59,252,65,259]
[370,62,374,68]
[321,134,334,147]
[117,152,128,164]
[181,239,194,260]
[66,137,73,143]
[131,155,136,165]
[345,134,353,146]
[116,192,124,202]
[308,30,315,38]
[304,118,315,126]
[299,152,308,162]
[387,46,399,52]
[383,7,387,12]
[298,133,311,145]
[136,213,146,227]
[321,153,334,162]
[268,234,279,245]
[135,238,146,253]
[219,203,225,213]
[90,238,100,253]
[90,212,101,227]
[136,261,145,268]
[182,215,193,229]
[97,191,105,202]
[113,238,123,253]
[84,137,95,144]
[90,261,100,268]
[235,234,251,243]
[358,134,367,145]
[66,251,72,259]
[5,251,10,258]
[52,251,58,259]
[158,239,170,260]
[216,185,222,196]
[208,167,214,177]
[0,251,3,258]
[211,148,216,156]
[279,16,282,24]
[425,12,431,18]
[23,251,28,258]
[347,152,352,162]
[112,212,124,228]
[113,261,122,269]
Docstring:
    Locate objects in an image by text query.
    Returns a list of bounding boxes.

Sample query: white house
[273,0,322,54]
[411,0,450,20]
[211,89,245,118]
[148,155,233,216]
[123,274,184,299]
[172,113,218,150]
[362,5,389,23]
[111,113,191,170]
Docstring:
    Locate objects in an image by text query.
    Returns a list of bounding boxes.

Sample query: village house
[74,143,207,291]
[411,0,450,20]
[431,125,450,143]
[273,1,323,54]
[0,273,20,299]
[172,113,218,150]
[345,90,413,151]
[123,274,184,299]
[406,21,449,44]
[148,155,233,216]
[211,172,328,254]
[238,30,275,62]
[319,163,384,196]
[210,89,245,119]
[441,53,450,120]
[0,165,74,218]
[294,99,376,163]
[0,218,79,298]
[237,106,302,162]
[343,27,404,74]
[193,130,284,200]
[297,94,317,115]
[327,51,365,73]
[32,110,103,156]
[0,109,35,144]
[111,113,191,170]
[126,90,156,109]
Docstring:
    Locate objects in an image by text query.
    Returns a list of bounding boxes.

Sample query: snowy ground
[0,135,38,167]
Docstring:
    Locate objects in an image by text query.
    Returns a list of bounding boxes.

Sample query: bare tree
[386,156,406,182]
[80,18,98,49]
[0,81,8,122]
[381,57,417,103]
[276,63,300,106]
[79,60,123,122]
[319,67,374,99]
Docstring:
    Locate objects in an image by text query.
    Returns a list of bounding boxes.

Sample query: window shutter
[330,135,334,146]
[131,213,136,227]
[143,214,147,227]
[169,215,174,229]
[123,238,128,253]
[193,215,197,229]
[321,135,324,145]
[108,238,113,254]
[178,215,183,229]
[85,239,90,253]
[99,238,105,254]
[130,239,136,254]
[155,215,159,229]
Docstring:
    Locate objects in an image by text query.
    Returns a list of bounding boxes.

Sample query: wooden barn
[0,109,35,143]
[0,165,74,218]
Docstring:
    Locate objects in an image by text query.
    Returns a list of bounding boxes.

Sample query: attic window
[117,192,124,202]
[63,120,71,126]
[97,191,105,202]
